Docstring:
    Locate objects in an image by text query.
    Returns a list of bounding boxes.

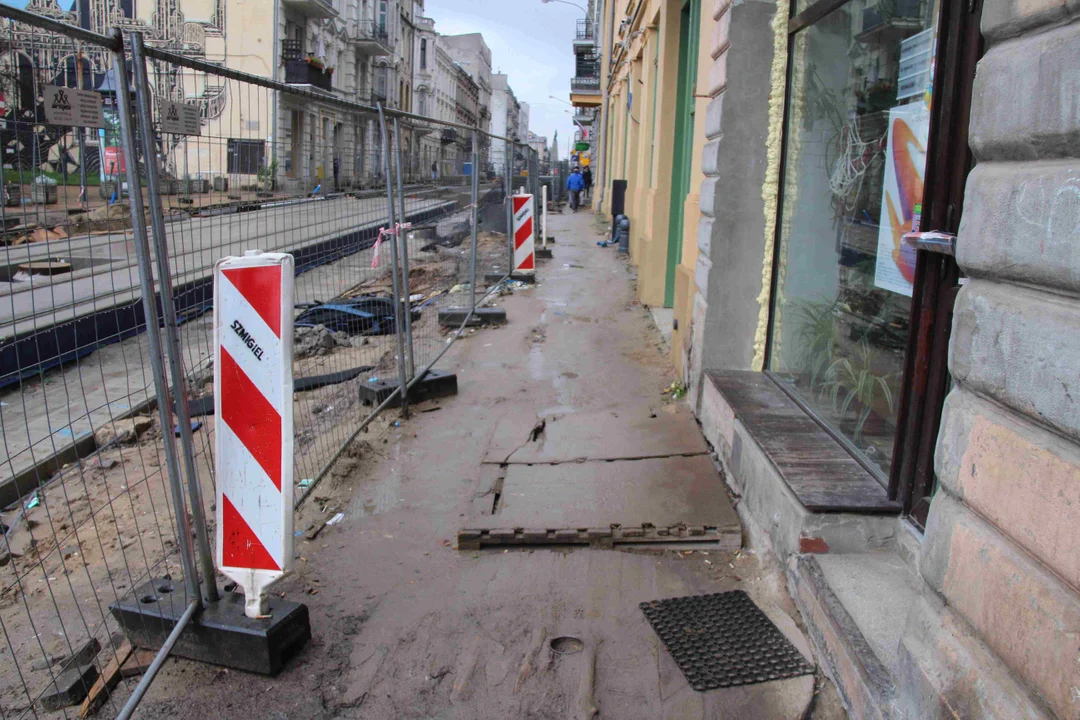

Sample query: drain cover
[640,590,814,691]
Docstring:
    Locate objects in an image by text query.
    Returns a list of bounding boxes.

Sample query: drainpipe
[272,0,279,166]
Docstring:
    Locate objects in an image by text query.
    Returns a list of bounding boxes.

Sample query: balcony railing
[440,128,458,145]
[281,38,304,61]
[352,18,391,55]
[570,75,601,93]
[575,19,594,41]
[281,0,337,20]
[366,89,388,107]
[284,58,334,92]
[573,108,597,125]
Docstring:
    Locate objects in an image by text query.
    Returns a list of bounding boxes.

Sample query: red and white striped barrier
[214,250,295,618]
[512,194,535,274]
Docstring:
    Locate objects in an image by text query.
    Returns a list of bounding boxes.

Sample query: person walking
[566,166,585,212]
[332,156,340,192]
[582,166,593,202]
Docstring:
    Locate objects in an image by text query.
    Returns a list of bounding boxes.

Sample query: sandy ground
[118,209,847,719]
[0,228,484,717]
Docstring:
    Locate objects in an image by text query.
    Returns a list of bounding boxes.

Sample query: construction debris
[93,416,153,447]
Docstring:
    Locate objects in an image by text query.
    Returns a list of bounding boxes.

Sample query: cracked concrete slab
[462,455,740,550]
[484,404,710,464]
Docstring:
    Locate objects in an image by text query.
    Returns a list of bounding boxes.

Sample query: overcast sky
[425,0,579,153]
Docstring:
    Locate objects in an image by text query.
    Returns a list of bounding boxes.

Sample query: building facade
[489,72,519,173]
[591,0,1080,718]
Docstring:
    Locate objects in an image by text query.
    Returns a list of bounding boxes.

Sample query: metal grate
[640,590,815,691]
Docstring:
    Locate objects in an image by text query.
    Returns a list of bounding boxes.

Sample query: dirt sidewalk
[134,209,844,719]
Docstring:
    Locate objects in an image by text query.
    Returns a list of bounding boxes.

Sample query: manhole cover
[640,590,814,691]
[549,636,584,655]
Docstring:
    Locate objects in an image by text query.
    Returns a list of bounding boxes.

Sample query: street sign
[159,99,201,136]
[575,142,590,152]
[214,251,295,618]
[43,85,104,128]
[512,194,535,275]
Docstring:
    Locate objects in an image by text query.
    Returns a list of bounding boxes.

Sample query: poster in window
[873,103,929,297]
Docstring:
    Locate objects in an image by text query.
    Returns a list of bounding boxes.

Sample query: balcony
[574,19,595,50]
[570,76,601,93]
[570,75,602,108]
[281,0,337,20]
[282,43,334,93]
[573,108,596,126]
[351,18,392,56]
[365,89,388,107]
[440,128,458,145]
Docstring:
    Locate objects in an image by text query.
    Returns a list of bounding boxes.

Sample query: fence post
[470,130,479,311]
[110,30,202,607]
[377,105,410,415]
[392,118,416,390]
[129,31,220,604]
[505,139,513,277]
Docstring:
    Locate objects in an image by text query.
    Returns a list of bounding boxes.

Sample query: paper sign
[873,103,929,298]
[43,86,104,128]
[158,99,201,136]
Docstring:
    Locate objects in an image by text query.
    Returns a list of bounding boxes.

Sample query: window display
[766,0,939,478]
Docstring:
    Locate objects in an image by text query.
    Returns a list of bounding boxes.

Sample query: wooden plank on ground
[79,641,133,718]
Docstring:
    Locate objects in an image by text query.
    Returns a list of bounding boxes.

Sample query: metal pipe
[114,599,199,720]
[75,41,88,209]
[470,130,480,311]
[129,32,219,603]
[392,118,416,388]
[542,183,548,248]
[505,139,513,275]
[110,30,201,607]
[377,105,410,424]
[138,43,517,144]
[0,4,121,49]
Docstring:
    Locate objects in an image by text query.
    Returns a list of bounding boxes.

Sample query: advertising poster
[873,103,929,297]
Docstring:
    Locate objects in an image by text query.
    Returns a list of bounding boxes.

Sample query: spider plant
[821,339,896,444]
[791,297,840,397]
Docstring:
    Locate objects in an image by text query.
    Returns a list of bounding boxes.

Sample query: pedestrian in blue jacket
[567,167,585,212]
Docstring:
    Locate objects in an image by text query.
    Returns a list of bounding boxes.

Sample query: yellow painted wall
[593,0,717,322]
[671,0,717,367]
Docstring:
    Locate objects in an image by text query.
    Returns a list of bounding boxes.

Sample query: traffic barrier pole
[213,251,295,618]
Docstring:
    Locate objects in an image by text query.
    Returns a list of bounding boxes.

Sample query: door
[289,110,302,179]
[664,0,700,308]
[888,0,984,528]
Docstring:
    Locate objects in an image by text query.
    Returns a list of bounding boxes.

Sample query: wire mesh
[0,18,195,718]
[0,8,524,714]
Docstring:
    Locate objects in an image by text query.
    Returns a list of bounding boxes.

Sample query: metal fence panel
[0,8,525,715]
[0,17,197,718]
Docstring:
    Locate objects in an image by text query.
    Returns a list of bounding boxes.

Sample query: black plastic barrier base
[110,579,310,676]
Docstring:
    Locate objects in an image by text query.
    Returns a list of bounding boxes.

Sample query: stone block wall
[904,6,1080,718]
[688,0,779,408]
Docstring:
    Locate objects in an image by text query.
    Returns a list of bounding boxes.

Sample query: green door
[664,0,700,307]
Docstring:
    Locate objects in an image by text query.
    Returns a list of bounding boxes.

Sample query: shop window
[765,0,939,480]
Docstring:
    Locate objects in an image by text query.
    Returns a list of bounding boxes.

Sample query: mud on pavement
[129,210,844,720]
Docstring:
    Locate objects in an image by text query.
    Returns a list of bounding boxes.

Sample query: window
[420,39,427,70]
[418,90,426,116]
[378,0,388,33]
[765,0,940,479]
[227,139,266,175]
